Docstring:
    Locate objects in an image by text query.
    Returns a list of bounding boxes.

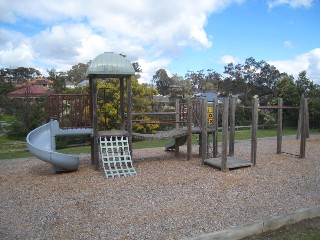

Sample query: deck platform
[204,156,252,170]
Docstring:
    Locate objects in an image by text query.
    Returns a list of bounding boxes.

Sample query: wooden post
[213,97,218,158]
[89,77,94,165]
[127,77,133,155]
[175,99,180,129]
[306,98,310,138]
[277,98,283,154]
[91,77,99,170]
[251,97,259,166]
[187,98,192,160]
[221,98,229,171]
[299,96,307,158]
[296,94,304,139]
[201,98,208,164]
[229,96,236,157]
[120,78,125,130]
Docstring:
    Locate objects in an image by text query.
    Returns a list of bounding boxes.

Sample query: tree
[67,63,88,83]
[0,67,41,84]
[222,57,281,105]
[96,77,157,133]
[47,68,67,93]
[152,69,173,96]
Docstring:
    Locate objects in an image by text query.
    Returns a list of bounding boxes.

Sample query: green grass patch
[0,115,18,123]
[0,128,318,160]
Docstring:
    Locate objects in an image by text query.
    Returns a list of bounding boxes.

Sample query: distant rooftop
[86,52,135,78]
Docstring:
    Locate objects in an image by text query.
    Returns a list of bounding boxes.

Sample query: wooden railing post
[277,98,283,154]
[221,98,229,171]
[251,97,259,166]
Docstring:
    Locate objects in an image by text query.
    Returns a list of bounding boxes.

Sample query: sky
[0,0,319,84]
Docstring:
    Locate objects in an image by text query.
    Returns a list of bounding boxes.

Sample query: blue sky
[0,0,319,83]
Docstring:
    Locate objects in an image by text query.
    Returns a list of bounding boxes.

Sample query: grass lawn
[1,128,316,160]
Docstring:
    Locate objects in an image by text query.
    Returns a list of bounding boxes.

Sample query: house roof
[194,92,220,102]
[7,85,51,97]
[86,52,135,78]
[16,78,53,88]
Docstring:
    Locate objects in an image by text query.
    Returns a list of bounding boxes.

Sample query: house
[65,80,76,89]
[7,78,53,99]
[7,85,53,99]
[194,92,220,102]
[78,79,89,87]
[16,78,53,89]
[152,95,170,111]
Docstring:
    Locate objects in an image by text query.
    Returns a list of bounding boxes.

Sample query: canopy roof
[86,52,135,78]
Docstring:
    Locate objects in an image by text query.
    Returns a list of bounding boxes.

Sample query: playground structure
[203,95,309,171]
[26,52,309,176]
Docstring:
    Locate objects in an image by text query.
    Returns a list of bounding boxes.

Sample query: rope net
[99,136,137,178]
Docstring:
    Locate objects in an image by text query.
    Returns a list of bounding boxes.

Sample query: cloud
[269,48,320,83]
[267,0,313,9]
[136,57,171,84]
[283,40,293,48]
[0,42,34,68]
[0,0,244,82]
[219,55,240,65]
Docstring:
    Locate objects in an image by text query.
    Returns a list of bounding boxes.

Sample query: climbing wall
[99,135,137,178]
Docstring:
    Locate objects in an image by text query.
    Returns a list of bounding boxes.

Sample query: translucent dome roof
[86,52,135,77]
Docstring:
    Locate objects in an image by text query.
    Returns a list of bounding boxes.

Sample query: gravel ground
[0,135,319,239]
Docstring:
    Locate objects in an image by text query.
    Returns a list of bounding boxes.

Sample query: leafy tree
[67,63,88,83]
[47,68,67,93]
[0,67,41,84]
[152,69,173,96]
[222,57,281,105]
[96,76,157,132]
[7,96,47,138]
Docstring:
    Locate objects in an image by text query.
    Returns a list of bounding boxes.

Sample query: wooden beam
[201,98,208,164]
[299,96,307,158]
[251,97,259,166]
[120,78,125,130]
[91,77,99,170]
[277,98,283,154]
[221,98,229,171]
[229,96,236,157]
[175,99,180,129]
[213,97,219,158]
[127,77,133,155]
[187,98,192,160]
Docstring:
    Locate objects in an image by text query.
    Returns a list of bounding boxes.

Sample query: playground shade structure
[26,120,92,172]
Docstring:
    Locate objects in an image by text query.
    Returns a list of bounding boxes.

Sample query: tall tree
[67,63,88,84]
[152,69,173,96]
[47,68,67,93]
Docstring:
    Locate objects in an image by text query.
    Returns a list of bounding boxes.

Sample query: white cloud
[136,57,171,83]
[284,40,293,48]
[267,0,313,9]
[269,48,320,83]
[219,55,240,65]
[0,42,34,68]
[0,0,244,82]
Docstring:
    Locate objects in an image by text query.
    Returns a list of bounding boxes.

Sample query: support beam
[299,96,307,158]
[277,98,283,154]
[213,97,219,158]
[251,97,259,166]
[229,96,236,157]
[221,98,229,171]
[175,99,180,129]
[127,77,133,155]
[120,78,125,130]
[187,98,192,160]
[91,78,99,170]
[201,98,208,164]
